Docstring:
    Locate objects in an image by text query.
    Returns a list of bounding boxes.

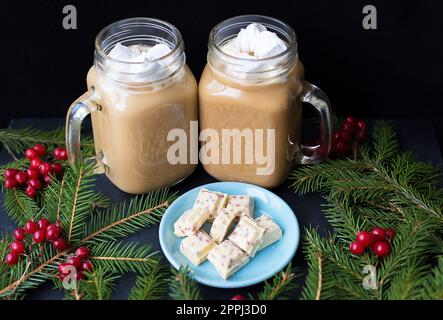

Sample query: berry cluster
[350,227,396,258]
[330,116,367,158]
[231,294,247,300]
[4,218,68,266]
[3,145,68,198]
[58,247,93,282]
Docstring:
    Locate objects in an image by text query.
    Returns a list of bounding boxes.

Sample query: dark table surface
[0,118,442,300]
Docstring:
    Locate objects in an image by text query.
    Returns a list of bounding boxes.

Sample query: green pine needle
[254,263,299,300]
[65,267,119,300]
[169,266,202,300]
[128,263,168,300]
[3,189,41,224]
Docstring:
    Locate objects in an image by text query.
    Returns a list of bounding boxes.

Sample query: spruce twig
[254,263,298,300]
[169,266,202,300]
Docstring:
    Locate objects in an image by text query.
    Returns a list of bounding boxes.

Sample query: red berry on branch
[75,247,90,259]
[25,148,39,160]
[25,186,37,199]
[14,171,27,185]
[5,253,19,266]
[38,162,53,176]
[333,131,340,142]
[46,225,61,241]
[26,168,40,179]
[356,119,367,133]
[340,130,353,143]
[373,241,391,257]
[30,158,43,170]
[51,163,63,176]
[58,262,75,275]
[335,141,351,155]
[76,271,84,281]
[385,228,396,241]
[341,122,355,134]
[38,218,50,230]
[32,144,46,157]
[9,240,25,255]
[33,229,46,244]
[370,227,386,241]
[81,260,93,272]
[67,256,82,268]
[231,294,247,300]
[357,131,367,142]
[344,116,356,126]
[356,231,374,247]
[43,175,52,186]
[4,169,17,179]
[53,238,68,251]
[53,148,68,161]
[350,241,365,255]
[5,178,17,190]
[13,228,26,241]
[28,178,42,190]
[24,221,38,234]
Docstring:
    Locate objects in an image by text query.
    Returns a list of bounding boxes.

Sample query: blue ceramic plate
[159,182,300,288]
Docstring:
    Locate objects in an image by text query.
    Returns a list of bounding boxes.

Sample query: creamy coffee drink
[66,18,198,194]
[199,16,331,188]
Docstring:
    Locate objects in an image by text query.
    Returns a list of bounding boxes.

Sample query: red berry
[344,116,356,126]
[341,122,355,134]
[350,241,365,255]
[333,131,340,142]
[30,158,43,170]
[373,241,391,257]
[28,178,42,190]
[38,218,50,230]
[385,228,396,241]
[43,175,52,186]
[75,247,90,259]
[356,119,367,132]
[14,171,27,185]
[340,130,353,143]
[357,131,367,142]
[38,162,53,176]
[33,229,46,243]
[53,238,68,251]
[51,163,63,176]
[25,185,37,199]
[4,169,17,179]
[32,144,46,157]
[24,221,38,234]
[4,178,17,190]
[13,228,26,241]
[26,168,40,179]
[9,240,25,254]
[53,148,68,161]
[67,256,82,268]
[76,271,84,281]
[81,260,93,272]
[46,225,61,241]
[231,294,247,300]
[5,253,19,266]
[370,227,386,241]
[356,231,374,247]
[335,141,351,155]
[58,262,75,275]
[25,148,39,160]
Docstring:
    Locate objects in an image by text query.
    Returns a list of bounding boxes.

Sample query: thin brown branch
[91,257,150,262]
[80,201,170,243]
[56,177,66,222]
[315,251,323,300]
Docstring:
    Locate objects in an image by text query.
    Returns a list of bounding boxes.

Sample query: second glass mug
[66,18,198,194]
[199,15,332,188]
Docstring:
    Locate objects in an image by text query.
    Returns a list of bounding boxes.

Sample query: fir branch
[369,121,399,164]
[128,263,168,300]
[82,189,175,245]
[3,189,40,224]
[255,263,298,300]
[169,266,202,300]
[89,241,159,275]
[65,267,119,300]
[0,127,95,158]
[419,255,443,299]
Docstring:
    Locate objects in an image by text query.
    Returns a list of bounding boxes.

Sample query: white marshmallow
[251,31,287,59]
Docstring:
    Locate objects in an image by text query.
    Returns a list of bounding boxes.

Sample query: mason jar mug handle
[66,87,101,164]
[298,81,332,164]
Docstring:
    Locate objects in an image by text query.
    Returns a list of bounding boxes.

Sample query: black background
[1,0,442,149]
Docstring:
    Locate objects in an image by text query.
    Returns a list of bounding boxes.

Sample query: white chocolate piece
[193,188,228,221]
[174,208,210,237]
[255,215,282,250]
[207,240,250,279]
[179,230,217,266]
[226,195,254,219]
[210,208,239,243]
[228,216,265,257]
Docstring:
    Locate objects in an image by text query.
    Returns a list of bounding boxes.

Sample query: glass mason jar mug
[66,18,198,194]
[199,15,332,188]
